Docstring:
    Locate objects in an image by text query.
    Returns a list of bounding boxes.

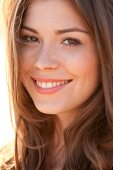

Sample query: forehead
[23,0,87,31]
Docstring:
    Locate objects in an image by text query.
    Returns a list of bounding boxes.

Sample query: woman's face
[20,0,100,118]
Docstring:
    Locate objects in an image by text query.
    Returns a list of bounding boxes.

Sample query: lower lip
[33,81,71,95]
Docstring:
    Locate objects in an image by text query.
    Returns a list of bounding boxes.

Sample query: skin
[20,0,100,129]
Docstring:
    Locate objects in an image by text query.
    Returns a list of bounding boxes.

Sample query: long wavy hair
[3,0,113,169]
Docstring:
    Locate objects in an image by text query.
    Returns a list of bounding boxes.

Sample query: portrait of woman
[3,0,113,169]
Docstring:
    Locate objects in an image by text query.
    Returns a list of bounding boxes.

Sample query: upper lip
[32,77,73,82]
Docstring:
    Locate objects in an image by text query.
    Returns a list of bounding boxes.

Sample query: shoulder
[0,157,15,170]
[0,142,15,170]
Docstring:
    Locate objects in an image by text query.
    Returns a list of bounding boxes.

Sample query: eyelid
[20,28,37,35]
[61,37,82,46]
[19,33,40,44]
[19,32,38,38]
[19,29,39,38]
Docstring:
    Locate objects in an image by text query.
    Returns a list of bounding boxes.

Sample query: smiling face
[19,0,100,121]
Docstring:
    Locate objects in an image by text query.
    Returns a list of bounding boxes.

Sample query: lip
[32,76,72,82]
[31,77,73,95]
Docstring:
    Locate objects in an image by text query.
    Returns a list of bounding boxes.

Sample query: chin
[34,103,56,115]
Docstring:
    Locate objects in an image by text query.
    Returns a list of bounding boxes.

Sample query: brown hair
[3,0,113,169]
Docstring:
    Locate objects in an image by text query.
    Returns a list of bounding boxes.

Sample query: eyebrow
[21,25,89,35]
[21,26,38,34]
[55,28,89,35]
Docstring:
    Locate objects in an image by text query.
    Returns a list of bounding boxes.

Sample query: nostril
[44,66,56,69]
[34,61,59,70]
[34,51,59,70]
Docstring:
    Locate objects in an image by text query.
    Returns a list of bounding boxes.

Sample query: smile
[32,77,73,95]
[36,80,72,89]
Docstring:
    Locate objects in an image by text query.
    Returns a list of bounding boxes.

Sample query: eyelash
[19,35,39,43]
[19,34,81,47]
[62,38,81,47]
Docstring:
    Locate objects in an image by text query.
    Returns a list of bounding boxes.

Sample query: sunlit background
[0,2,14,150]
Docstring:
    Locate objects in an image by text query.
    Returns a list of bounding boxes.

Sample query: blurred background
[0,1,14,167]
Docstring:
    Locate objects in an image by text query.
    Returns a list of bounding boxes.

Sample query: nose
[34,46,59,70]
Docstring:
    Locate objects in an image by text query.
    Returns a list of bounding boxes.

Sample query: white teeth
[46,82,53,88]
[38,81,42,87]
[41,82,47,88]
[53,82,57,87]
[61,81,65,85]
[56,82,61,86]
[36,80,69,89]
[65,80,68,84]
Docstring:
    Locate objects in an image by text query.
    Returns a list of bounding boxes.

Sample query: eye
[19,34,40,44]
[62,38,81,47]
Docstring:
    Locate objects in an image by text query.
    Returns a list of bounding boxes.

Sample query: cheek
[57,45,100,77]
[58,48,101,97]
[20,53,36,72]
[60,55,99,77]
[18,44,39,70]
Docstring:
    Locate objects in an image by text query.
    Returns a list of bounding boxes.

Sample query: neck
[56,110,77,129]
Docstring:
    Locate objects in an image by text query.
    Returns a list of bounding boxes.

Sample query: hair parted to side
[3,0,113,169]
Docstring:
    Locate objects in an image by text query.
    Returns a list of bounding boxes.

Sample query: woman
[3,0,113,169]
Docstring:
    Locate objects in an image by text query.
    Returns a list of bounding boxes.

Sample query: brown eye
[63,38,81,46]
[19,35,40,43]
